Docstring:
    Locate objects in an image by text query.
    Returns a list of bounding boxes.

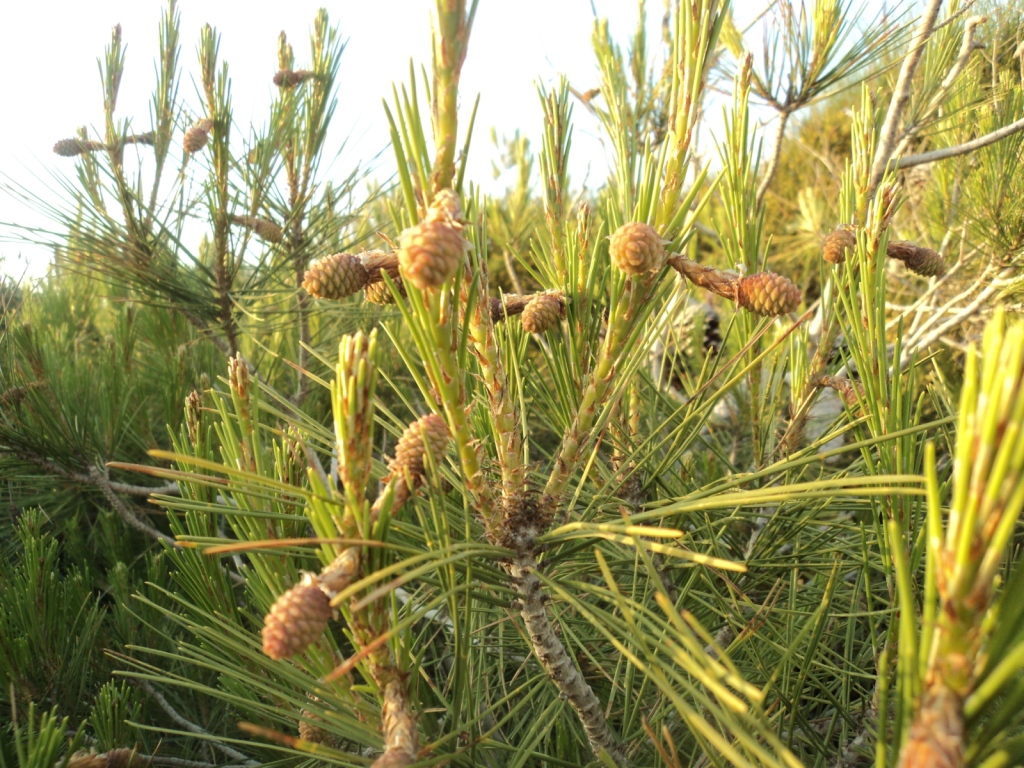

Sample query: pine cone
[183,119,213,153]
[274,69,316,88]
[53,138,106,157]
[303,253,369,299]
[229,214,283,244]
[822,226,856,265]
[887,240,946,277]
[736,272,801,316]
[609,222,666,275]
[520,293,563,333]
[389,414,449,483]
[299,711,340,747]
[262,579,332,659]
[398,218,469,290]
[365,277,406,305]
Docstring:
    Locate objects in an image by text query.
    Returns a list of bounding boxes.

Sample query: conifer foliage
[3,1,1024,767]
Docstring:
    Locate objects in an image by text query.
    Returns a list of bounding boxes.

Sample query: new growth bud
[609,222,666,275]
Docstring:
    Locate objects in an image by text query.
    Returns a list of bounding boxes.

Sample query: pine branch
[139,681,258,765]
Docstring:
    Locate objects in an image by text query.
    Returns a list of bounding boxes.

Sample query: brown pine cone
[183,119,213,153]
[520,293,563,333]
[261,579,332,659]
[229,214,283,244]
[53,138,107,157]
[429,188,463,222]
[274,69,316,88]
[822,226,856,265]
[887,240,946,277]
[303,253,369,299]
[365,277,406,305]
[609,222,666,275]
[299,711,340,747]
[398,217,469,290]
[389,414,449,483]
[736,272,801,316]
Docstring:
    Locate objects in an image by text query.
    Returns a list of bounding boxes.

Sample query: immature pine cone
[822,227,856,265]
[53,138,106,157]
[736,272,801,316]
[229,214,283,244]
[183,119,214,153]
[365,277,405,305]
[274,69,316,88]
[609,222,666,275]
[262,577,332,659]
[520,293,563,333]
[398,217,468,290]
[303,253,369,299]
[886,240,946,277]
[389,414,449,483]
[299,711,340,747]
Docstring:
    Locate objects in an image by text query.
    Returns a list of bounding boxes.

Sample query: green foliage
[2,1,1024,767]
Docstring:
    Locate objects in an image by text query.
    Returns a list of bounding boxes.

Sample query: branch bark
[869,0,945,192]
[509,551,629,766]
[895,116,1024,170]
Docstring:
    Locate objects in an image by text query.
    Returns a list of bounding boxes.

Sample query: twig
[756,109,791,206]
[892,15,988,160]
[18,453,180,497]
[139,681,257,765]
[869,0,945,192]
[895,115,1024,170]
[509,551,629,766]
[89,467,177,546]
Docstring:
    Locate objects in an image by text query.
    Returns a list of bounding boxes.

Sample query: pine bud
[299,714,339,746]
[365,277,406,305]
[274,69,316,88]
[303,253,369,299]
[520,293,563,333]
[736,272,801,316]
[229,214,284,244]
[183,119,214,153]
[822,226,856,265]
[609,222,666,275]
[67,750,142,768]
[262,577,332,659]
[429,188,463,222]
[398,218,469,290]
[184,389,202,445]
[53,138,107,157]
[389,414,449,484]
[887,240,946,277]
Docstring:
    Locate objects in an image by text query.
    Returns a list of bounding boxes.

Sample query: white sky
[0,1,891,278]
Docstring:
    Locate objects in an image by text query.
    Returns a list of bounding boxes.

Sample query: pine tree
[4,1,1024,767]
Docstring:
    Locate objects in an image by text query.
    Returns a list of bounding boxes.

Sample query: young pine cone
[53,138,106,157]
[229,214,283,244]
[303,253,369,299]
[520,293,563,333]
[609,222,667,275]
[274,69,316,88]
[262,577,332,659]
[398,217,469,290]
[365,277,406,305]
[389,414,449,483]
[299,711,340,747]
[822,226,856,265]
[736,272,801,316]
[183,119,214,153]
[887,240,946,277]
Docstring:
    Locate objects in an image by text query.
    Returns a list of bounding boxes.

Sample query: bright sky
[0,1,891,278]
